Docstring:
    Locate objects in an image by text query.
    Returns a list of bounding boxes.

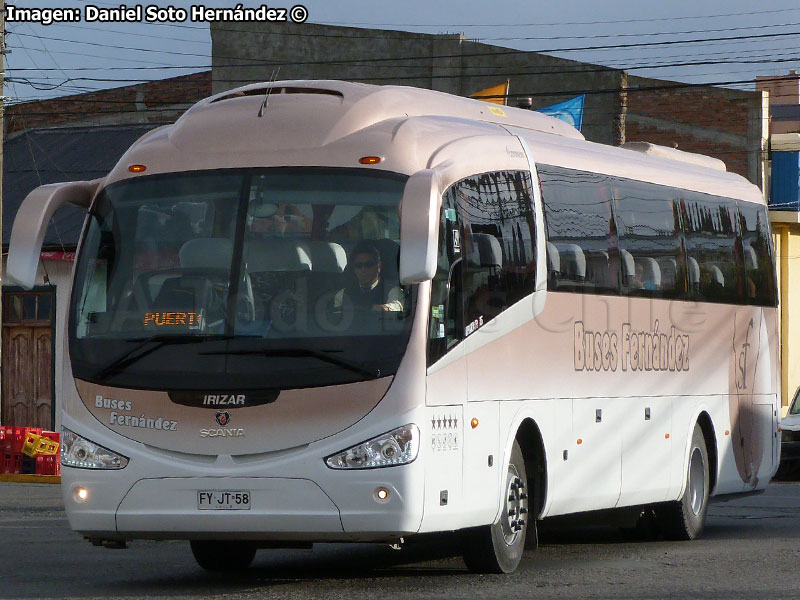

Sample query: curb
[0,474,61,484]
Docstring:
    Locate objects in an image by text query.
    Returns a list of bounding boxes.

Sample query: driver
[333,241,404,313]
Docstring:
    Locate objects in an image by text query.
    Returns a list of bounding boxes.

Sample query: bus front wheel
[190,540,257,571]
[462,440,529,573]
[657,423,709,540]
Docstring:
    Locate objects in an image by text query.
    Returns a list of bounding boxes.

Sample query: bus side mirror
[7,180,100,289]
[399,169,440,284]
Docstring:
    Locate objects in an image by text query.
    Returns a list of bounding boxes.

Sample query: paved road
[1,481,799,599]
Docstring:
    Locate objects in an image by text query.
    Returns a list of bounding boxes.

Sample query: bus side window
[538,165,617,295]
[613,182,685,299]
[428,188,462,365]
[738,202,778,307]
[458,171,536,328]
[681,194,742,305]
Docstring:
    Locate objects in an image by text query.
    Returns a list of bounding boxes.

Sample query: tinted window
[457,171,536,330]
[428,190,463,365]
[428,170,536,364]
[539,164,776,306]
[69,168,416,391]
[738,202,778,306]
[680,194,741,304]
[539,166,618,294]
[613,181,685,299]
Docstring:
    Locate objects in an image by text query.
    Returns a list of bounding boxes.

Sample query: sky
[4,0,800,105]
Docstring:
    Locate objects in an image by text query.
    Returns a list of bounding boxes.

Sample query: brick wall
[5,71,212,136]
[626,76,766,185]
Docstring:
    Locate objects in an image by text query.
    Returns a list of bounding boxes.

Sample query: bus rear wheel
[656,423,709,540]
[190,540,257,571]
[462,440,529,573]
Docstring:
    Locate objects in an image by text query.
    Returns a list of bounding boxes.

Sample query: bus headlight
[325,424,419,469]
[61,429,129,470]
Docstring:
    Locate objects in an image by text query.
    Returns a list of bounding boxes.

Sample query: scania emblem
[215,411,231,427]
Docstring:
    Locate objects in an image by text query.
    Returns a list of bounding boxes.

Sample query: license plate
[197,490,251,510]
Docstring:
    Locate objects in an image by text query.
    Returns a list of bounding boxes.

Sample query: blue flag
[537,95,585,131]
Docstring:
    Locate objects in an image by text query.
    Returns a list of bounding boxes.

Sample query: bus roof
[105,80,763,204]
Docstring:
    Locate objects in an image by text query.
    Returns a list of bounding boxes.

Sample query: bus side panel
[460,400,500,526]
[419,352,467,532]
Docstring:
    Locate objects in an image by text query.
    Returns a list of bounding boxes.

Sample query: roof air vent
[210,87,344,104]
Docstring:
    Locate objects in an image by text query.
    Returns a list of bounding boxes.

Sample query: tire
[462,440,530,573]
[190,540,257,571]
[656,423,709,540]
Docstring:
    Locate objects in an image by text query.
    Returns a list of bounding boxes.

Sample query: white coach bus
[7,81,779,573]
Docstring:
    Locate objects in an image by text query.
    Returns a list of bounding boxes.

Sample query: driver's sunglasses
[353,260,378,269]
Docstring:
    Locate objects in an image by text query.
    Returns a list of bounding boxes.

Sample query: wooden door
[1,290,55,429]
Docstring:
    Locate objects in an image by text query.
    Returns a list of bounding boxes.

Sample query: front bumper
[62,452,425,543]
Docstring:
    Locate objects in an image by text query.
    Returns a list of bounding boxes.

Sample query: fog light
[375,487,390,502]
[74,487,89,503]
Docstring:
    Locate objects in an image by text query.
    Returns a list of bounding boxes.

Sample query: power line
[7,39,800,79]
[9,49,800,92]
[319,7,800,28]
[44,16,800,44]
[9,26,800,67]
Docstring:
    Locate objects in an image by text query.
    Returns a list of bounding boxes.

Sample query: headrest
[743,244,758,271]
[244,238,312,272]
[557,243,586,277]
[710,265,724,286]
[619,249,635,278]
[546,242,560,272]
[470,233,503,268]
[637,257,661,287]
[179,238,233,269]
[309,241,347,273]
[687,257,700,283]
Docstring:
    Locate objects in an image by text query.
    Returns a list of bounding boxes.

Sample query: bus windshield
[69,168,415,390]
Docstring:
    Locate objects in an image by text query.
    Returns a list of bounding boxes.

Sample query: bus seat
[151,276,214,314]
[619,249,636,288]
[309,241,347,273]
[585,250,610,289]
[657,257,678,290]
[546,241,561,278]
[371,238,400,284]
[179,237,233,269]
[636,257,661,290]
[180,237,256,323]
[244,238,312,273]
[469,233,503,269]
[307,241,347,312]
[743,244,758,271]
[556,243,586,282]
[687,257,700,292]
[710,265,724,287]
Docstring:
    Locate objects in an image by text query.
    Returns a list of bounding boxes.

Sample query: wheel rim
[688,447,706,516]
[500,464,528,545]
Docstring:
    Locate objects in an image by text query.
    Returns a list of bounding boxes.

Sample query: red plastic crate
[2,452,22,475]
[36,454,58,476]
[9,427,42,453]
[4,427,12,450]
[0,427,6,452]
[42,431,60,444]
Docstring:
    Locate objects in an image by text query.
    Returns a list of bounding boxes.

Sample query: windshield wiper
[200,347,382,380]
[93,334,231,382]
